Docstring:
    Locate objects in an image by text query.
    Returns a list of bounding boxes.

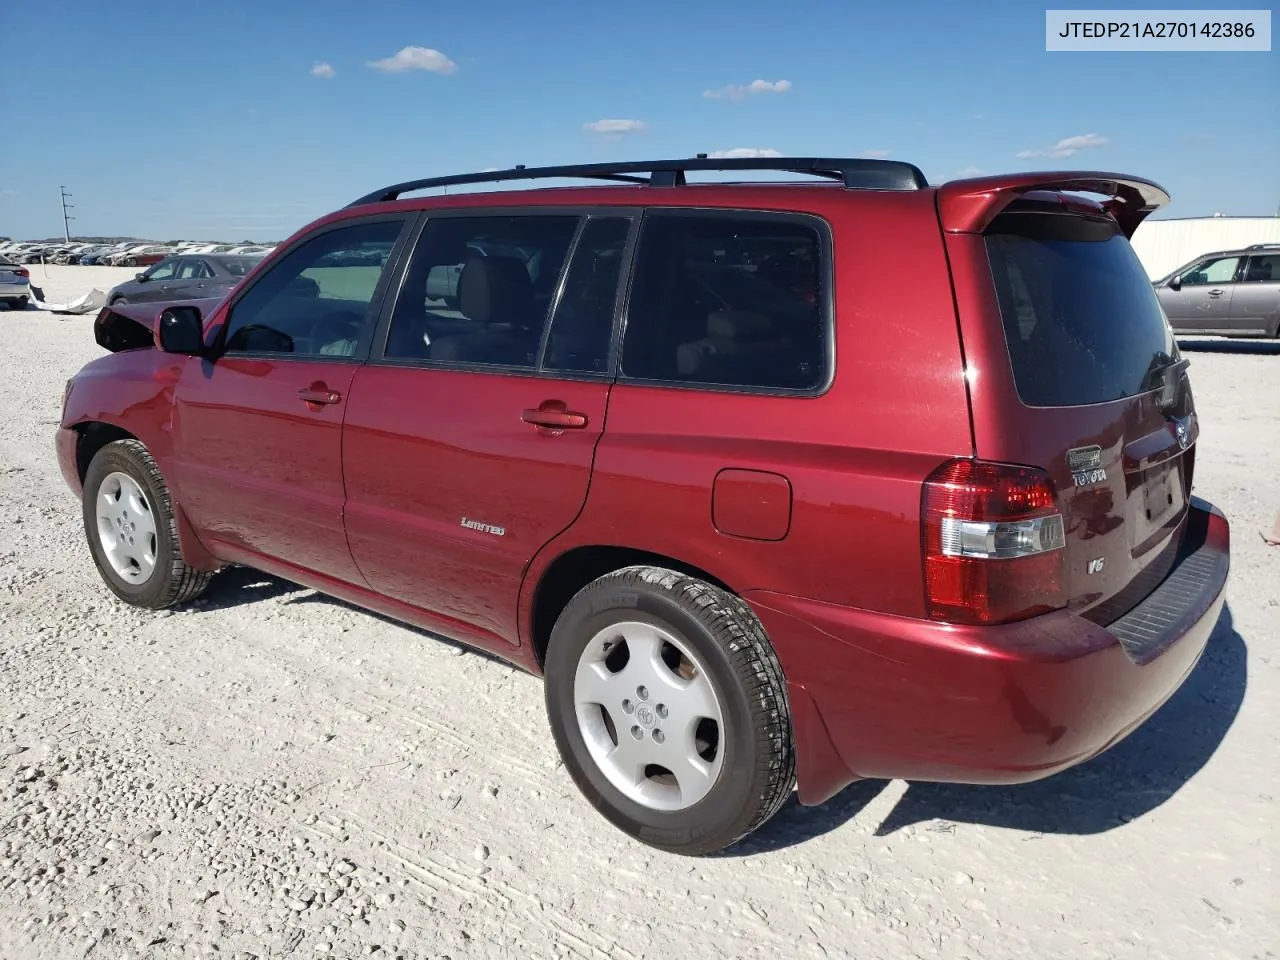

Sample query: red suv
[57,157,1231,855]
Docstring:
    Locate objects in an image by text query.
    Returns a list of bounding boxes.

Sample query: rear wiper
[1144,354,1191,413]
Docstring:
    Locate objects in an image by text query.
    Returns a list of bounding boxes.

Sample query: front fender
[61,351,221,572]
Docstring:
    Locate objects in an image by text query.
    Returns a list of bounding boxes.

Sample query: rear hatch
[943,182,1195,624]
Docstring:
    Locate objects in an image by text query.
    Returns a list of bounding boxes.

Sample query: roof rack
[348,155,929,206]
[1246,242,1280,249]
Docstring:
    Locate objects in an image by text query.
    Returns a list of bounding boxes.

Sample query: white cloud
[860,149,892,159]
[703,79,793,101]
[310,61,335,78]
[366,46,458,74]
[706,148,782,159]
[956,166,985,177]
[1016,132,1108,159]
[583,118,647,134]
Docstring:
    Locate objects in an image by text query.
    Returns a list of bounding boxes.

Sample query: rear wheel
[82,439,211,609]
[544,566,795,855]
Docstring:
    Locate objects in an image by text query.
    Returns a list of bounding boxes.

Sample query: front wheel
[82,439,212,609]
[124,257,138,267]
[544,566,795,855]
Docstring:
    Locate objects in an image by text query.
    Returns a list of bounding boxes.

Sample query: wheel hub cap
[573,621,724,812]
[94,471,158,584]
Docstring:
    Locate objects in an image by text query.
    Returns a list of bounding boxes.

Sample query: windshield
[985,211,1179,407]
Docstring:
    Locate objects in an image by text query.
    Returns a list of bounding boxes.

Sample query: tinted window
[1243,254,1279,282]
[219,256,260,277]
[384,215,579,368]
[1181,255,1240,285]
[620,213,826,391]
[986,212,1179,407]
[542,217,630,374]
[223,219,403,358]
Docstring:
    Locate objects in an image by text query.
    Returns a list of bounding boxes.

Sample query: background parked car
[106,244,173,267]
[1154,242,1280,337]
[106,253,265,305]
[0,254,32,309]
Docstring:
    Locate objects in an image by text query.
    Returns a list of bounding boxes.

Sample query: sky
[1,0,1276,241]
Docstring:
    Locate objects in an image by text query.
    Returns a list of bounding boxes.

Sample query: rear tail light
[922,458,1066,625]
[16,267,29,278]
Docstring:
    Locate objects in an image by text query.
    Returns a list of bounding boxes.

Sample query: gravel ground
[1,267,1277,960]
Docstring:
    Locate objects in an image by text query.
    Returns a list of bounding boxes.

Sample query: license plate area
[1130,456,1187,552]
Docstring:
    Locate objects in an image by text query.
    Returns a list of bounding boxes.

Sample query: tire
[544,565,795,855]
[110,296,128,306]
[81,439,212,609]
[124,257,138,267]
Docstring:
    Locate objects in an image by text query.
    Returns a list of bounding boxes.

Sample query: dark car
[1154,242,1280,337]
[57,157,1230,856]
[106,254,264,306]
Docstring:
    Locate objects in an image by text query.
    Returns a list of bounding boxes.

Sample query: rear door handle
[298,387,341,405]
[522,405,587,430]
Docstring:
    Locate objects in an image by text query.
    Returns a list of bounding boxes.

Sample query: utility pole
[59,186,75,242]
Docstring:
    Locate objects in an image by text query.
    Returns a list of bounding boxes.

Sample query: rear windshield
[985,211,1178,407]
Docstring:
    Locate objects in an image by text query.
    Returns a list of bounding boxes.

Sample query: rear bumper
[746,497,1230,804]
[0,281,30,298]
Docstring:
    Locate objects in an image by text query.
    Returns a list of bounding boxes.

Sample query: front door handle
[1207,289,1224,297]
[298,387,341,405]
[522,402,587,430]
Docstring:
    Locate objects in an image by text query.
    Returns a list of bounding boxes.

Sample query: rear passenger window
[542,217,631,375]
[384,215,579,368]
[1242,254,1279,282]
[620,213,827,391]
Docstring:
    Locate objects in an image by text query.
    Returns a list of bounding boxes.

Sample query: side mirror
[157,306,206,355]
[135,272,148,283]
[1168,275,1182,291]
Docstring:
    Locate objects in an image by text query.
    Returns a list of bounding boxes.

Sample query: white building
[1130,216,1280,280]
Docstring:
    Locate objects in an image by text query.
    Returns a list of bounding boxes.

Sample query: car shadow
[1177,337,1280,355]
[723,603,1247,856]
[184,565,510,666]
[185,564,301,609]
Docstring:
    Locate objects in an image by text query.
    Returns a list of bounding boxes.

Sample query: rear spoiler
[937,172,1171,239]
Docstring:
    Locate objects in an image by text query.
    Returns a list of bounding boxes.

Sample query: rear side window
[620,212,828,392]
[542,216,631,375]
[383,215,579,368]
[1243,254,1279,282]
[985,212,1178,407]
